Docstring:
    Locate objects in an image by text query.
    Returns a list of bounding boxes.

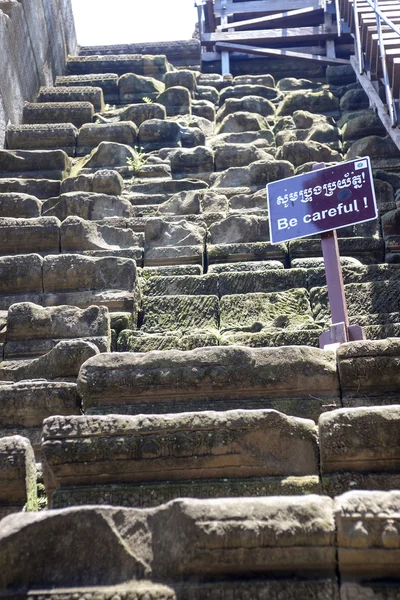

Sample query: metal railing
[352,0,400,126]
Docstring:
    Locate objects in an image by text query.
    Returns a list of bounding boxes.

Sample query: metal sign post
[267,157,378,349]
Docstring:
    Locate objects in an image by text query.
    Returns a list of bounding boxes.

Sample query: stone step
[23,102,94,128]
[0,178,61,199]
[6,124,77,156]
[77,345,339,420]
[55,74,119,103]
[42,410,320,506]
[0,254,140,314]
[78,39,201,68]
[0,339,99,383]
[0,149,71,180]
[0,193,42,218]
[0,435,37,518]
[3,302,111,359]
[2,490,400,595]
[0,217,60,255]
[76,122,138,156]
[0,381,80,458]
[66,54,170,80]
[37,86,104,112]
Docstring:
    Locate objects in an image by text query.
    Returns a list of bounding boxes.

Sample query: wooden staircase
[197,0,400,148]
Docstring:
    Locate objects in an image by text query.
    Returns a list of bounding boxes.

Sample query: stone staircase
[1,46,400,599]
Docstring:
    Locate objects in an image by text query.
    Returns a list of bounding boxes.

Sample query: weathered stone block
[119,103,166,126]
[276,140,341,167]
[170,146,214,179]
[191,98,215,122]
[208,241,287,264]
[6,123,78,156]
[165,70,197,92]
[209,215,269,244]
[212,159,294,189]
[42,410,319,504]
[67,54,170,79]
[138,119,181,151]
[77,345,340,417]
[335,491,400,579]
[0,339,99,382]
[0,380,79,428]
[37,86,104,112]
[311,281,400,323]
[143,274,218,297]
[141,295,219,333]
[0,178,61,200]
[215,143,273,171]
[337,338,400,406]
[0,193,41,218]
[0,149,71,180]
[144,219,206,266]
[0,254,43,309]
[43,254,137,293]
[5,302,111,358]
[320,406,400,495]
[23,102,94,128]
[0,435,37,516]
[76,122,138,156]
[219,268,307,295]
[157,86,191,116]
[119,73,165,104]
[220,84,279,103]
[216,95,276,122]
[0,380,80,457]
[278,90,340,116]
[0,497,336,591]
[78,141,138,172]
[220,289,315,331]
[217,111,271,135]
[56,73,119,103]
[0,217,60,255]
[60,216,143,254]
[118,330,218,353]
[43,192,133,221]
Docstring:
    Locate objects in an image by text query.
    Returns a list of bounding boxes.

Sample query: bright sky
[71,0,197,46]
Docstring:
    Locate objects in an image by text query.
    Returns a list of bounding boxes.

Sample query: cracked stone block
[23,102,94,128]
[119,103,166,127]
[216,96,276,122]
[118,330,218,353]
[218,268,307,295]
[170,146,214,179]
[221,84,279,103]
[143,274,218,297]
